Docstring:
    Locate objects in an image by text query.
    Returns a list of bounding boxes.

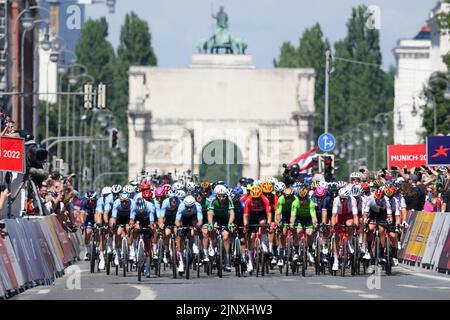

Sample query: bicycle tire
[106,252,111,275]
[314,235,321,275]
[286,236,292,276]
[185,238,190,280]
[301,239,307,277]
[171,237,177,279]
[352,236,358,276]
[218,238,223,278]
[137,240,145,282]
[156,238,163,277]
[341,239,347,277]
[375,233,380,270]
[121,237,128,278]
[385,236,392,275]
[90,236,97,274]
[255,238,261,277]
[234,237,241,277]
[196,237,201,278]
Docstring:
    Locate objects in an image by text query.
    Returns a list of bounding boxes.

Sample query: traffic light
[323,155,334,182]
[97,83,107,109]
[110,128,119,149]
[84,83,93,109]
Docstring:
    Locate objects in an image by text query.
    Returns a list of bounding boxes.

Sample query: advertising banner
[438,229,450,272]
[388,144,426,169]
[399,210,418,260]
[427,136,450,166]
[404,211,426,262]
[432,214,450,270]
[0,237,17,290]
[0,136,25,173]
[421,212,448,267]
[416,213,436,264]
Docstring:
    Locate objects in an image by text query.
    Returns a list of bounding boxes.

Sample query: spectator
[409,173,427,211]
[442,168,450,212]
[423,185,442,212]
[0,107,6,131]
[1,118,20,138]
[0,187,10,218]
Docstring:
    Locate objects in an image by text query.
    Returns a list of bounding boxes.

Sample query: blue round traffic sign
[318,133,336,152]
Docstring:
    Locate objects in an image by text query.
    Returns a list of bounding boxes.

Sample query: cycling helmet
[119,192,129,201]
[260,181,274,194]
[246,178,255,186]
[111,184,122,194]
[291,163,300,171]
[186,181,196,191]
[101,186,111,196]
[361,182,370,193]
[350,184,362,197]
[231,187,244,196]
[254,180,262,187]
[338,187,351,199]
[304,177,313,184]
[267,177,278,185]
[86,190,97,200]
[129,180,139,191]
[172,182,184,191]
[135,198,147,212]
[183,195,196,207]
[250,186,262,198]
[311,181,318,190]
[318,181,328,189]
[350,172,363,179]
[297,187,309,199]
[274,182,286,193]
[373,189,384,200]
[123,184,134,194]
[140,180,151,191]
[384,185,396,198]
[193,185,204,194]
[168,189,179,198]
[155,187,165,197]
[162,184,172,193]
[142,188,153,200]
[283,187,294,196]
[200,181,210,190]
[214,185,228,196]
[336,181,348,189]
[238,177,247,186]
[314,186,327,198]
[178,190,186,200]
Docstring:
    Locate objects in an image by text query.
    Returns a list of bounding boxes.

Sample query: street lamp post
[324,50,332,134]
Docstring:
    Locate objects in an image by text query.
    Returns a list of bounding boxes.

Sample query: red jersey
[243,195,271,216]
[264,193,278,214]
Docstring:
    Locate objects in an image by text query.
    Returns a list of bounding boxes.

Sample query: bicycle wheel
[286,236,292,276]
[185,238,191,280]
[375,233,380,271]
[196,237,201,278]
[156,238,163,277]
[385,236,392,275]
[351,236,358,276]
[341,239,347,277]
[137,240,145,282]
[255,238,261,277]
[90,236,97,274]
[301,239,307,277]
[121,237,128,277]
[314,235,321,275]
[106,252,111,275]
[234,237,241,277]
[218,238,223,278]
[171,237,177,279]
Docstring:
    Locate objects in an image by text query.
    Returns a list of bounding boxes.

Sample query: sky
[84,0,438,70]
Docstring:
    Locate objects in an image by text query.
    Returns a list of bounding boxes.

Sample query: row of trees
[40,13,157,187]
[274,5,395,177]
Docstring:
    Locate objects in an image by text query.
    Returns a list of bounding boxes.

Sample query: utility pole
[324,50,331,134]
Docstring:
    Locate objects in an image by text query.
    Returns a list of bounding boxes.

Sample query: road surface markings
[128,284,157,300]
[37,289,51,294]
[397,284,418,288]
[343,289,365,294]
[323,285,346,289]
[359,294,381,299]
[399,266,450,282]
[308,282,323,285]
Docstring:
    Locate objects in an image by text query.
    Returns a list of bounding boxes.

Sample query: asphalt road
[11,258,450,300]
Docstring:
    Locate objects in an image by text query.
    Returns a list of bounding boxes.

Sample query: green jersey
[292,198,316,218]
[208,197,234,221]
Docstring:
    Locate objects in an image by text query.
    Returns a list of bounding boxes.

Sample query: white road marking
[397,284,419,288]
[94,288,105,293]
[431,287,450,290]
[129,285,157,300]
[344,289,365,293]
[323,285,346,289]
[37,289,50,294]
[359,294,382,299]
[309,282,323,285]
[399,266,450,282]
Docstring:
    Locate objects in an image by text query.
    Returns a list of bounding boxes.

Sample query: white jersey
[332,197,358,215]
[363,195,392,215]
[388,197,401,216]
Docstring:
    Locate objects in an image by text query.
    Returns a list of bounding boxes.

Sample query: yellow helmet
[298,187,309,199]
[250,186,262,198]
[260,181,274,194]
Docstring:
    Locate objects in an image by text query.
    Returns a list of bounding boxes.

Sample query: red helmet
[361,182,370,193]
[373,189,384,200]
[141,180,151,191]
[142,189,153,200]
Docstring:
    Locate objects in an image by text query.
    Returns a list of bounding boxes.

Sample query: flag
[427,136,450,166]
[288,147,317,171]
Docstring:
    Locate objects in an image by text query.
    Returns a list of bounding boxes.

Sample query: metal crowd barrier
[0,215,82,299]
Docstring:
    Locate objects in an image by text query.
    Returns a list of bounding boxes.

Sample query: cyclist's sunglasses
[120,200,128,205]
[217,194,227,199]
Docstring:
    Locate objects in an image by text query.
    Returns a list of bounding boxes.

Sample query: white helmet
[123,184,134,194]
[168,189,179,198]
[178,190,186,200]
[183,195,196,207]
[186,181,196,191]
[313,174,325,182]
[350,172,363,179]
[350,184,362,197]
[318,181,328,189]
[101,186,111,196]
[111,184,122,194]
[267,177,278,185]
[172,182,184,191]
[119,192,129,201]
[339,186,351,198]
[274,182,286,193]
[214,185,228,196]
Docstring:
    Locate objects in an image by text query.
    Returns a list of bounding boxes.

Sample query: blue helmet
[232,187,244,196]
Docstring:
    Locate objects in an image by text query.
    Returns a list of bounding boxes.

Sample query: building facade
[393,1,450,144]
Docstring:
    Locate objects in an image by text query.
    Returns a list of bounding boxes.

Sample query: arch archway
[199,140,243,184]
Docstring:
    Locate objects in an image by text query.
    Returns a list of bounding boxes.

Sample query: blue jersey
[135,201,156,222]
[80,197,96,216]
[159,198,181,219]
[154,200,163,219]
[104,193,115,212]
[95,196,108,213]
[111,198,136,220]
[175,202,203,222]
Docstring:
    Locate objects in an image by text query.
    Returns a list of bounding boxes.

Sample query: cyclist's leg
[201,225,210,260]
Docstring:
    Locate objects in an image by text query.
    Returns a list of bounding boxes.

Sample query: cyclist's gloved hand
[207,224,213,231]
[402,221,409,229]
[227,223,234,230]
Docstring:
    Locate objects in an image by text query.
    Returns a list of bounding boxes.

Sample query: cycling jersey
[292,198,316,218]
[80,197,97,227]
[159,197,181,226]
[134,201,156,223]
[320,195,334,223]
[244,196,271,229]
[264,193,278,220]
[208,197,234,226]
[332,197,357,225]
[276,195,299,224]
[363,196,392,215]
[111,198,136,225]
[176,202,203,227]
[95,196,108,213]
[231,197,244,226]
